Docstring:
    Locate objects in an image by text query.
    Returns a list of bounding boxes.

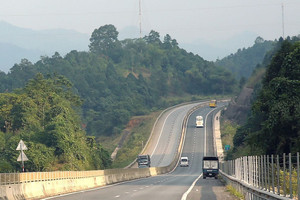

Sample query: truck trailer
[202,156,219,179]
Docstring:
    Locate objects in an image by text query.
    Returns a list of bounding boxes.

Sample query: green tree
[89,24,122,62]
[144,30,161,45]
[233,40,300,156]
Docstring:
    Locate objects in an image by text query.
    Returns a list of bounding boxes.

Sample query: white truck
[196,115,204,128]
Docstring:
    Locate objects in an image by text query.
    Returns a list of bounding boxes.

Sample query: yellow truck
[209,100,217,108]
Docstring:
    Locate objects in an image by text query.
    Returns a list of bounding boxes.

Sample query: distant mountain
[215,38,275,80]
[0,21,89,73]
[0,21,261,73]
[180,31,259,61]
[0,42,43,73]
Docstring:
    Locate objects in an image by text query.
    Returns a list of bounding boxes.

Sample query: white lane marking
[204,107,218,156]
[133,190,137,192]
[151,107,182,157]
[181,106,220,200]
[115,195,120,198]
[181,174,203,200]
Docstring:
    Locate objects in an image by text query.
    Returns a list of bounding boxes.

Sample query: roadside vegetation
[222,37,300,159]
[112,111,160,168]
[220,116,239,160]
[1,22,298,172]
[0,24,237,172]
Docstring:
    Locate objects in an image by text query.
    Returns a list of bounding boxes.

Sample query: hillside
[215,37,275,80]
[224,36,300,158]
[0,25,238,138]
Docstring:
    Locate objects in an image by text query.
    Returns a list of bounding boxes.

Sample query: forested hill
[215,36,275,80]
[231,37,300,158]
[0,24,237,138]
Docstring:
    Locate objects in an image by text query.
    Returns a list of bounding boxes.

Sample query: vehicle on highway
[180,156,189,167]
[137,154,151,167]
[202,156,219,179]
[196,115,204,128]
[209,100,217,108]
[138,164,150,168]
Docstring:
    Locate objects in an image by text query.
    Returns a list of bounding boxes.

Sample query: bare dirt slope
[224,87,253,124]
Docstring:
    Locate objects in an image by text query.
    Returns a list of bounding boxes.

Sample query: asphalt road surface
[48,102,238,200]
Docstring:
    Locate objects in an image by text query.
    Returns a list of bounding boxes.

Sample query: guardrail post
[248,156,250,185]
[277,154,280,195]
[271,154,275,194]
[283,153,286,196]
[264,155,268,190]
[297,152,299,200]
[289,153,293,199]
[267,155,270,192]
[255,156,258,188]
[261,155,264,190]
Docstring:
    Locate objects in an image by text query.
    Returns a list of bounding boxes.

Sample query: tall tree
[89,24,121,61]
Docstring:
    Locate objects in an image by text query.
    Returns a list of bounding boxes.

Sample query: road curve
[47,102,237,200]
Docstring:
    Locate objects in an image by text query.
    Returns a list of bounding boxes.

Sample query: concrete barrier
[0,102,210,200]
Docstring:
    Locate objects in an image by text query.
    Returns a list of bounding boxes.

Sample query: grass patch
[226,185,244,199]
[112,111,161,168]
[97,134,122,155]
[220,117,239,150]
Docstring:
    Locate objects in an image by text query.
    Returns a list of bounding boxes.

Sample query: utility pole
[139,0,142,38]
[282,3,285,39]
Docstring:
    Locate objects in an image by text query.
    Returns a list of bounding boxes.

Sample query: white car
[180,157,189,167]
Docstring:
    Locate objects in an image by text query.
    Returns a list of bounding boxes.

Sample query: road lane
[47,102,231,200]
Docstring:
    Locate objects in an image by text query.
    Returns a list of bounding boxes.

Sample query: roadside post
[16,140,29,172]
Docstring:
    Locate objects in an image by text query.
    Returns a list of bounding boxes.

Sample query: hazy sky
[1,0,300,44]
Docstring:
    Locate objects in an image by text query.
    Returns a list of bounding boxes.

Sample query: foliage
[112,112,160,168]
[220,118,239,160]
[0,74,111,172]
[232,38,300,156]
[226,185,244,200]
[0,24,237,138]
[216,37,275,80]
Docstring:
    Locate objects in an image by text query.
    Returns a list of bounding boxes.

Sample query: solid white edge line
[150,107,181,157]
[181,106,219,200]
[181,174,203,200]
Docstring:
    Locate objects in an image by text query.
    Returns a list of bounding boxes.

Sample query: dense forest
[231,37,300,157]
[215,36,275,80]
[0,24,237,137]
[0,24,237,172]
[0,74,111,172]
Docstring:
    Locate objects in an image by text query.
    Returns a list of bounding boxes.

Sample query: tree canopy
[0,74,111,172]
[0,24,238,139]
[232,38,300,156]
[215,37,275,80]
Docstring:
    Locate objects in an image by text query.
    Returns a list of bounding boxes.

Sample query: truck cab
[202,156,219,179]
[137,155,151,167]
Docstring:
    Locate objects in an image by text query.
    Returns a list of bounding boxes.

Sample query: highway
[48,102,229,200]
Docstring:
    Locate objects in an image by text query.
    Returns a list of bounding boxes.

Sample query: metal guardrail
[220,153,300,200]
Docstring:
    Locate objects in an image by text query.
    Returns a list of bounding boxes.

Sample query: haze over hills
[0,21,89,73]
[0,21,258,73]
[180,31,259,61]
